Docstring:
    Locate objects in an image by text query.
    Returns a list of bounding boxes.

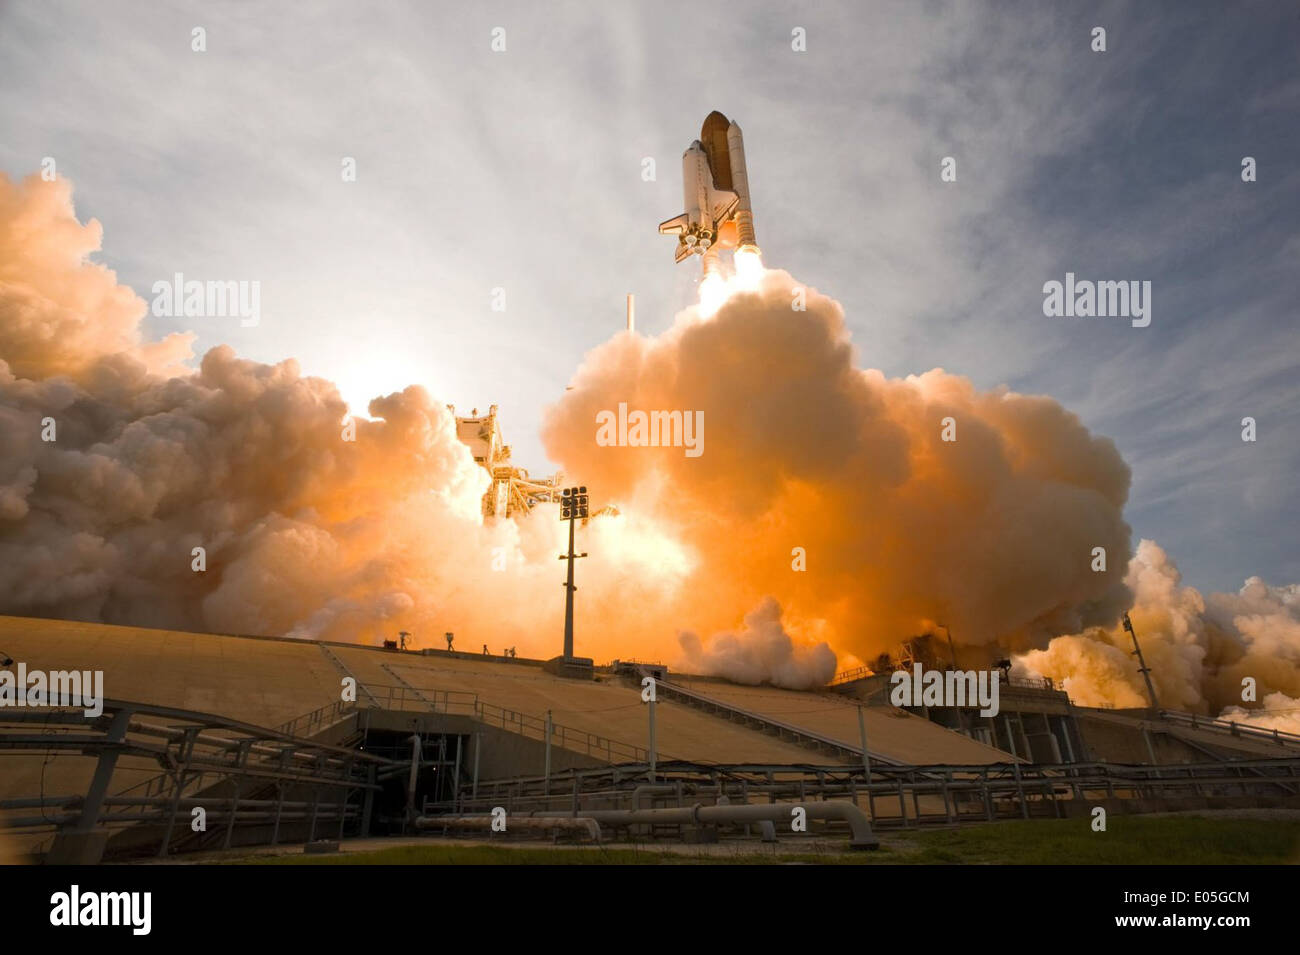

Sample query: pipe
[127,719,352,769]
[582,800,879,850]
[415,813,601,843]
[699,802,878,849]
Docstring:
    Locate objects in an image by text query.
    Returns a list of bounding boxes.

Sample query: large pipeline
[415,813,602,843]
[420,800,878,850]
[582,800,878,850]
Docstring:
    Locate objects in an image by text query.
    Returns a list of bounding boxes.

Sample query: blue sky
[1,0,1296,595]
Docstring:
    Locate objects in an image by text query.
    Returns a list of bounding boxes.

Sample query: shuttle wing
[659,213,689,235]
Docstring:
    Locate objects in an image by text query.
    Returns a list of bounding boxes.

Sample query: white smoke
[1018,540,1300,732]
[677,597,837,690]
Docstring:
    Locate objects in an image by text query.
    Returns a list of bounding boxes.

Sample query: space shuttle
[659,111,759,277]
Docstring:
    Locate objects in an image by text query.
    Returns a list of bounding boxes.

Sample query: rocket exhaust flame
[733,247,764,289]
[697,272,730,318]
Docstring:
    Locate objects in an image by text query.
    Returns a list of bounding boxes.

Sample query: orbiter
[659,110,760,277]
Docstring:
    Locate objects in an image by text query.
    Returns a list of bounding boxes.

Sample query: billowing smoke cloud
[6,172,1295,708]
[1017,540,1300,732]
[678,597,836,689]
[0,175,193,383]
[543,265,1134,671]
[0,173,681,656]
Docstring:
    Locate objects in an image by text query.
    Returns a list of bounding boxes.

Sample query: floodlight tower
[558,486,589,659]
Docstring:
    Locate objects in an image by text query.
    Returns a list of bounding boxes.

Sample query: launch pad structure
[452,405,564,518]
[2,614,1299,864]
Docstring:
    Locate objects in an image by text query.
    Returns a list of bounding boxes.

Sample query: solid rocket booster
[726,121,757,252]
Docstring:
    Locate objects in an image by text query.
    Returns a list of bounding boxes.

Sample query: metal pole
[856,705,872,783]
[158,725,198,858]
[335,759,351,840]
[308,786,320,841]
[647,695,657,781]
[563,515,576,658]
[406,732,422,817]
[272,782,285,845]
[360,765,375,837]
[544,710,553,794]
[452,735,462,813]
[1142,726,1161,779]
[472,731,481,802]
[77,707,130,835]
[1123,612,1160,711]
[222,740,250,850]
[1058,714,1076,762]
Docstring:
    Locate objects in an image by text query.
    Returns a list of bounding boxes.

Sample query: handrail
[274,699,358,738]
[647,672,905,766]
[361,682,480,715]
[828,666,1058,694]
[1158,709,1300,746]
[0,699,398,812]
[827,665,874,686]
[355,680,657,764]
[472,699,653,763]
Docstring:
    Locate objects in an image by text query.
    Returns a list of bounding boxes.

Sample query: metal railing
[1158,709,1300,747]
[357,680,658,765]
[647,672,905,766]
[0,699,396,860]
[0,678,655,861]
[363,682,479,716]
[458,755,1300,831]
[829,665,1059,694]
[275,699,359,739]
[828,665,875,686]
[473,699,652,763]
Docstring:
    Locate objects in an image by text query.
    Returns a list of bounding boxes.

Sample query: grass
[884,814,1300,865]
[242,814,1300,865]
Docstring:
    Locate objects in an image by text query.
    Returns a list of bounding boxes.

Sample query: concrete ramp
[1,615,1012,772]
[668,677,1016,765]
[372,658,825,765]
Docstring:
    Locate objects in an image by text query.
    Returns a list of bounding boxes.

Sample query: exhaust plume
[677,597,836,689]
[542,265,1135,669]
[5,171,1296,703]
[1017,540,1300,732]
